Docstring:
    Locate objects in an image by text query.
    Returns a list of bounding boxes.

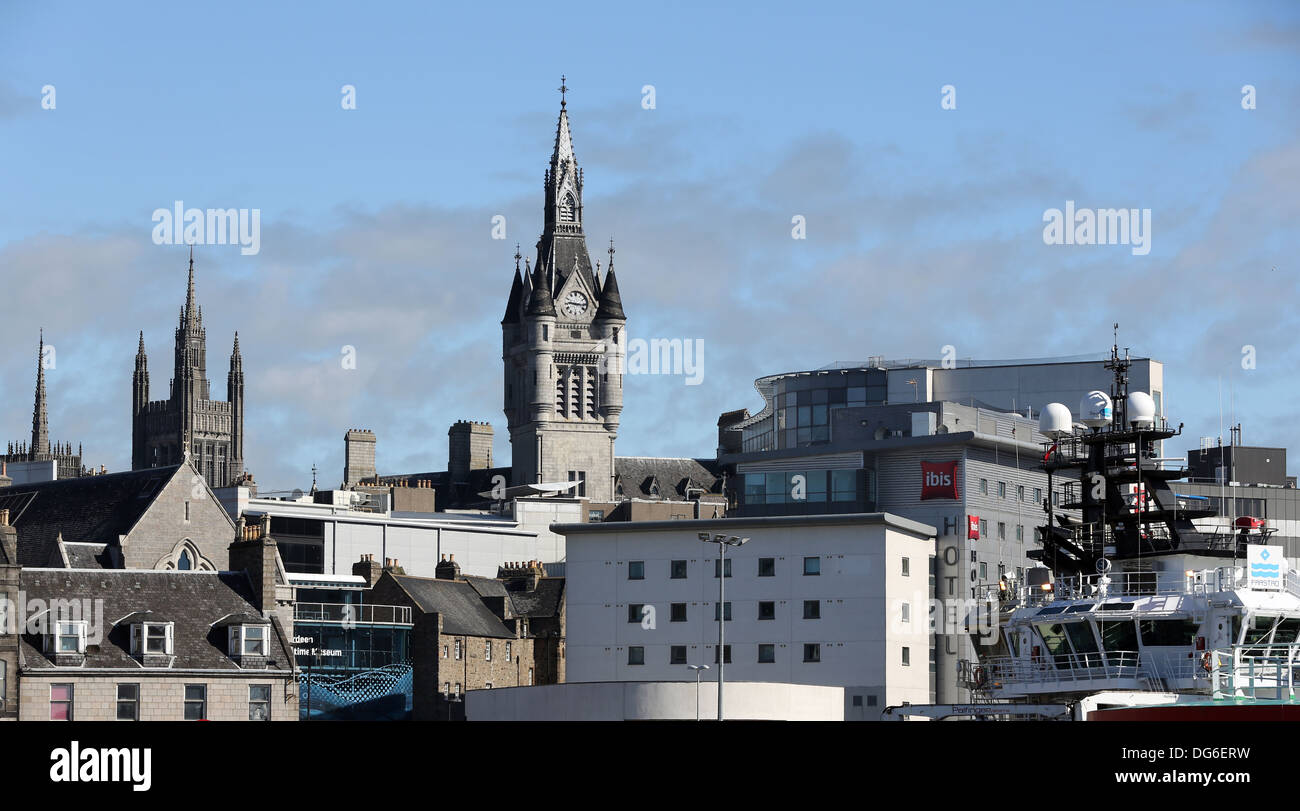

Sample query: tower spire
[185,247,197,325]
[32,329,50,458]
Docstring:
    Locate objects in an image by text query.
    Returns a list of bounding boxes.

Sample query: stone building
[2,332,89,481]
[0,458,235,570]
[132,250,245,486]
[0,508,296,721]
[364,555,564,720]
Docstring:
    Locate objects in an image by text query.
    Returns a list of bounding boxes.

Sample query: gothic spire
[185,246,198,326]
[525,259,556,317]
[32,330,49,458]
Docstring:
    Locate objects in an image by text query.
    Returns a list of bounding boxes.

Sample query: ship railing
[1019,567,1241,604]
[966,651,1148,689]
[1208,643,1300,700]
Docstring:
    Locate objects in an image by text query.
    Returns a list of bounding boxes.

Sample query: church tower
[132,249,245,485]
[502,79,626,503]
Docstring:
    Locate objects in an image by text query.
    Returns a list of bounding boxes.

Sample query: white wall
[466,680,845,721]
[562,516,933,719]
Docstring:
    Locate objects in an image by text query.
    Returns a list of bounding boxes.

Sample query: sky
[1,1,1298,492]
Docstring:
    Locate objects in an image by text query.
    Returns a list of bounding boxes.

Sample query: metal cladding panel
[736,451,864,474]
[876,446,966,514]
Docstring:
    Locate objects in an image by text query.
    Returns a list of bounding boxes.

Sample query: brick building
[364,555,564,720]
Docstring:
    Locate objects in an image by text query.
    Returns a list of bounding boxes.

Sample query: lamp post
[687,664,710,721]
[699,532,748,721]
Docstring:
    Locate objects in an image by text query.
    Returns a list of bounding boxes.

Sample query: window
[588,510,604,522]
[1016,525,1024,542]
[997,523,1005,541]
[443,682,450,694]
[241,625,267,656]
[485,683,493,689]
[542,325,549,341]
[758,644,775,663]
[1017,485,1025,502]
[670,560,688,579]
[249,685,271,721]
[803,644,820,663]
[184,500,191,522]
[803,600,820,619]
[979,562,988,579]
[901,557,910,576]
[902,647,911,666]
[867,695,878,707]
[758,601,775,621]
[442,645,448,659]
[803,557,820,576]
[628,561,645,580]
[670,645,687,665]
[132,622,174,656]
[713,645,732,664]
[901,602,911,623]
[713,558,732,578]
[505,642,512,660]
[454,683,461,697]
[485,641,492,661]
[528,668,534,686]
[979,479,988,495]
[713,602,733,621]
[671,603,687,622]
[1034,487,1043,504]
[50,684,73,720]
[628,604,645,623]
[980,519,988,537]
[116,684,139,721]
[997,481,1006,498]
[454,639,462,660]
[758,557,775,577]
[54,621,87,654]
[628,646,645,665]
[184,685,206,721]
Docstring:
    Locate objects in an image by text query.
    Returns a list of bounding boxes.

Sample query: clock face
[563,291,588,317]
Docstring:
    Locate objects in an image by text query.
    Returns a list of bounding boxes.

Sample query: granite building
[132,251,245,486]
[501,85,626,503]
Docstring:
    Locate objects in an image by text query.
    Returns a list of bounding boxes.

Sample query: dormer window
[229,624,269,657]
[51,621,87,654]
[131,622,174,656]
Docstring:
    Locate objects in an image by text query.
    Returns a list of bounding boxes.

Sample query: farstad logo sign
[920,461,960,500]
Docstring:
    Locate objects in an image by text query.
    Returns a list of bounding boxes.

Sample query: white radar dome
[1079,390,1113,429]
[1039,403,1074,439]
[1127,391,1156,428]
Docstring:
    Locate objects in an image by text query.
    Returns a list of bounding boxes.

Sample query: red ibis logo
[921,461,960,500]
[968,515,980,539]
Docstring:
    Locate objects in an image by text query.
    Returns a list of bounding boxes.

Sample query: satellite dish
[1038,403,1074,439]
[1127,391,1156,428]
[1079,391,1113,430]
[291,488,304,500]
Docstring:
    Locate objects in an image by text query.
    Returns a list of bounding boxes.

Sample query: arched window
[178,549,192,571]
[559,193,575,222]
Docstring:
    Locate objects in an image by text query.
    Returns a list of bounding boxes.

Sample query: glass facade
[742,469,867,506]
[741,369,888,453]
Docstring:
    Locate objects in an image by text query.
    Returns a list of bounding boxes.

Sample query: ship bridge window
[1138,619,1198,647]
[1099,602,1135,611]
[1035,623,1073,668]
[1100,620,1139,651]
[1064,622,1099,654]
[1244,615,1280,646]
[1004,629,1019,658]
[1065,604,1095,613]
[1036,606,1068,616]
[1273,618,1300,645]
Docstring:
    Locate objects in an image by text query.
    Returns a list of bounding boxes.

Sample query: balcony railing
[294,602,412,625]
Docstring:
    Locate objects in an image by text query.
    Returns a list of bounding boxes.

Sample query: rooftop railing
[294,602,412,626]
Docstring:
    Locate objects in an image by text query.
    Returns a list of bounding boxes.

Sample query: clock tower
[501,80,626,503]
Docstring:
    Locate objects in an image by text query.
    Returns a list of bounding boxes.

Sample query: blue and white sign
[1247,545,1287,591]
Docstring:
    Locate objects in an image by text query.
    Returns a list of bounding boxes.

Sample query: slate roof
[507,578,564,618]
[17,569,294,672]
[388,574,515,638]
[0,465,181,566]
[614,457,725,499]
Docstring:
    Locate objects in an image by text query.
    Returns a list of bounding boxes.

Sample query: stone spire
[536,77,594,297]
[32,330,49,458]
[595,239,625,321]
[502,245,524,325]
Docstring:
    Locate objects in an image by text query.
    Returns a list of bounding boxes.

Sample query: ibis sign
[920,461,960,500]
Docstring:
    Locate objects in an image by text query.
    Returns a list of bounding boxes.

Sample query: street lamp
[699,532,749,721]
[687,664,710,721]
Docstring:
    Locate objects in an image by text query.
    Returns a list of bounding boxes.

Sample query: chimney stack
[448,421,494,482]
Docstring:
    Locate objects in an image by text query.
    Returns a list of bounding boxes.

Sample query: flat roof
[552,511,936,538]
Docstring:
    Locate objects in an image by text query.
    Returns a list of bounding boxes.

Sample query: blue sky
[1,1,1298,490]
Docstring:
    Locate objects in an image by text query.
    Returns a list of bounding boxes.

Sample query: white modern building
[556,513,935,720]
[466,680,845,721]
[217,487,579,579]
